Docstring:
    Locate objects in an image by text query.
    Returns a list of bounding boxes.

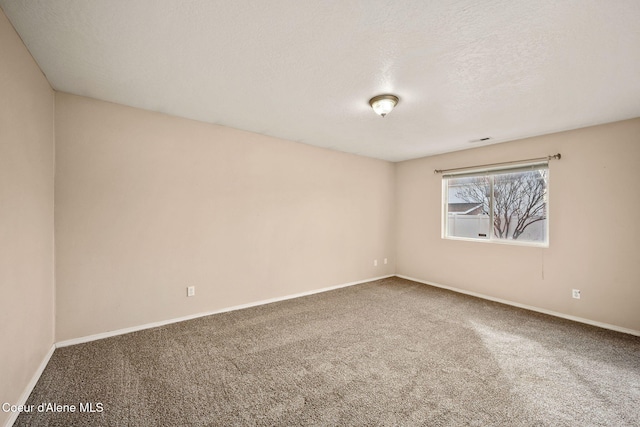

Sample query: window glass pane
[443,165,549,245]
[446,176,490,239]
[491,169,547,242]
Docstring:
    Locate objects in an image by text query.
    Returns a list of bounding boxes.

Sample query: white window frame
[441,162,550,248]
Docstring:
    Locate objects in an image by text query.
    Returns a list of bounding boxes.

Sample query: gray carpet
[14,277,640,426]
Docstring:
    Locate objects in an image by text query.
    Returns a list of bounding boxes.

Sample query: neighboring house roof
[448,203,485,215]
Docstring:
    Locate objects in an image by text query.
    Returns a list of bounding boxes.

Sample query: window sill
[442,235,549,248]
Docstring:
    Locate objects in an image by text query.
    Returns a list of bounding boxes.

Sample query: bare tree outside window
[445,168,548,243]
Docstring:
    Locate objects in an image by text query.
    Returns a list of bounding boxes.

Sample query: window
[443,163,548,246]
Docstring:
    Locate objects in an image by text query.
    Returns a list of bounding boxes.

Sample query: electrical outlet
[572,289,581,299]
[373,259,378,267]
[384,258,388,264]
[187,286,195,297]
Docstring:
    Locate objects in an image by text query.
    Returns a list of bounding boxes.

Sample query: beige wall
[0,8,55,426]
[54,93,396,341]
[396,118,640,332]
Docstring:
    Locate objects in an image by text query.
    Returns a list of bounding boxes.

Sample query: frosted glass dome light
[369,94,399,117]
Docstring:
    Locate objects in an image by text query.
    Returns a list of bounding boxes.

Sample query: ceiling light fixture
[369,94,399,117]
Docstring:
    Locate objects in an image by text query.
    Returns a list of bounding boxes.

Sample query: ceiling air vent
[469,137,492,143]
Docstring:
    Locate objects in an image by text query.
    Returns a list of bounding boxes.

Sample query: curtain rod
[434,153,561,174]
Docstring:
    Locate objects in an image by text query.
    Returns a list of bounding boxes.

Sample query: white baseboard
[4,344,55,427]
[56,274,395,348]
[397,274,640,337]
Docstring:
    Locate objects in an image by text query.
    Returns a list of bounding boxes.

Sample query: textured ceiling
[2,1,640,161]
